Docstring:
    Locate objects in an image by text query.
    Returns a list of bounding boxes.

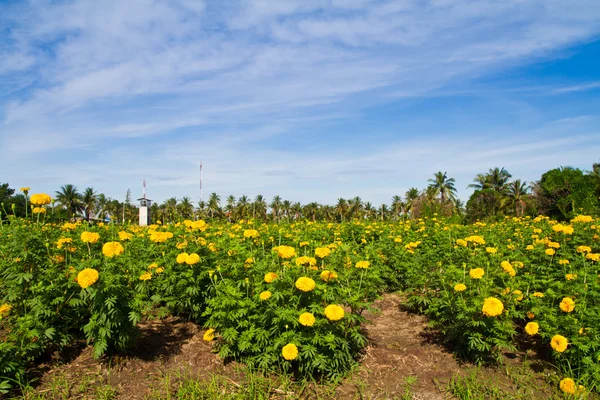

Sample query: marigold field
[1,214,599,397]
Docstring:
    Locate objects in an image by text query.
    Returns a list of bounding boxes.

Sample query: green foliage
[537,167,599,220]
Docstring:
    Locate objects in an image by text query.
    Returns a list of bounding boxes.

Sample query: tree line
[1,162,598,223]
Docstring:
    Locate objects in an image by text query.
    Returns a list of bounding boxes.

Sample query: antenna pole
[200,161,203,203]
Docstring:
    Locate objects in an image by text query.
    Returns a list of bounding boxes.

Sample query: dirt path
[25,293,542,399]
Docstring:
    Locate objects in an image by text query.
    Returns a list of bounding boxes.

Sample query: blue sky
[1,0,600,206]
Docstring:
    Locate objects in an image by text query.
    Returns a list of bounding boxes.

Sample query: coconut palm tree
[178,197,194,219]
[427,171,457,202]
[291,202,302,220]
[207,192,221,219]
[391,195,403,220]
[55,184,83,221]
[163,197,178,223]
[468,167,512,193]
[506,180,529,216]
[335,198,347,222]
[237,196,250,219]
[270,195,282,222]
[96,193,110,221]
[282,200,292,221]
[225,195,236,222]
[253,194,267,220]
[81,187,98,221]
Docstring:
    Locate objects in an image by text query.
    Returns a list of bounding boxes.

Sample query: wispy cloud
[1,0,600,204]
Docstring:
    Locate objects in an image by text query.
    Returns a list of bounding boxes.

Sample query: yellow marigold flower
[296,256,317,267]
[185,253,200,265]
[551,335,568,352]
[486,247,497,254]
[576,245,592,253]
[324,304,345,321]
[20,187,30,193]
[562,225,574,235]
[298,312,316,327]
[526,245,534,251]
[155,267,164,274]
[32,207,46,214]
[454,283,467,292]
[456,239,467,247]
[532,292,544,298]
[559,297,575,312]
[0,304,12,315]
[524,322,539,336]
[77,268,99,289]
[176,252,188,264]
[299,241,309,247]
[482,297,504,317]
[547,241,560,249]
[586,253,600,262]
[320,270,338,282]
[295,277,316,292]
[355,260,370,269]
[527,312,535,319]
[545,248,555,256]
[559,259,570,265]
[118,231,133,241]
[177,241,188,250]
[264,272,278,283]
[148,263,158,269]
[203,328,216,342]
[274,245,296,259]
[243,229,259,238]
[259,291,271,301]
[315,247,331,258]
[149,231,173,243]
[139,272,152,281]
[56,237,73,249]
[29,193,52,206]
[80,231,100,244]
[191,220,208,231]
[394,237,403,243]
[513,290,523,301]
[102,242,124,258]
[282,343,298,360]
[559,378,576,395]
[565,273,577,281]
[469,268,485,279]
[571,215,593,223]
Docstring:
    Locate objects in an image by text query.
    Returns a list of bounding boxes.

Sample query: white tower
[138,180,152,226]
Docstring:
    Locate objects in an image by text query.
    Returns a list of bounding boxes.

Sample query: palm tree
[404,188,420,217]
[207,192,221,219]
[380,204,389,221]
[468,167,512,193]
[237,196,250,219]
[270,195,282,222]
[178,197,194,219]
[334,198,347,222]
[506,180,529,216]
[427,171,457,202]
[55,184,83,220]
[225,195,236,222]
[196,200,207,219]
[253,194,267,220]
[282,200,292,221]
[96,193,110,221]
[304,202,319,221]
[467,173,488,191]
[81,187,98,221]
[291,202,302,220]
[348,196,363,219]
[163,197,178,223]
[364,202,374,219]
[391,195,403,220]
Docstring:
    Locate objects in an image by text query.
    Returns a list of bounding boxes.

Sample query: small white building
[138,197,152,226]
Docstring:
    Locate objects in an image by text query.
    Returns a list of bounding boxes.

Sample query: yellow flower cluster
[32,207,46,214]
[296,256,317,267]
[298,312,316,327]
[571,215,593,223]
[576,245,591,253]
[118,231,133,241]
[320,270,338,282]
[273,245,296,259]
[324,304,345,321]
[149,231,173,243]
[295,277,316,292]
[264,272,278,283]
[553,224,574,234]
[500,261,516,277]
[355,260,370,269]
[545,248,555,256]
[203,328,216,342]
[259,291,271,300]
[139,272,152,281]
[80,231,100,244]
[30,193,52,205]
[524,322,539,336]
[56,237,73,249]
[559,297,575,312]
[77,268,99,289]
[282,343,298,360]
[586,253,600,262]
[0,303,12,316]
[464,235,485,245]
[454,283,467,292]
[485,247,497,254]
[243,229,259,238]
[551,335,568,352]
[469,268,485,279]
[102,242,124,258]
[482,297,504,317]
[314,247,331,258]
[456,239,467,247]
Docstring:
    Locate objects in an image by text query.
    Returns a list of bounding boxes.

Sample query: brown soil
[335,293,461,399]
[23,293,557,399]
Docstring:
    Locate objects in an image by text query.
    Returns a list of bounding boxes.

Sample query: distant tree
[506,180,529,217]
[82,187,98,221]
[55,184,83,220]
[427,171,457,202]
[465,189,504,222]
